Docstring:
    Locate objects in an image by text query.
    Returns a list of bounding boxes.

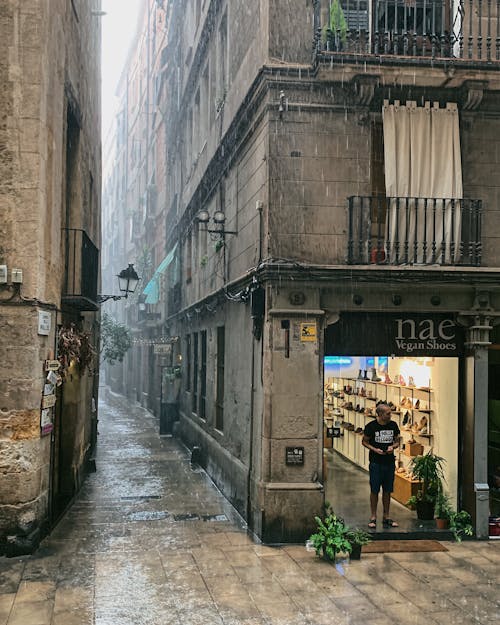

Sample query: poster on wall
[40,361,58,436]
[40,408,53,436]
[300,322,317,342]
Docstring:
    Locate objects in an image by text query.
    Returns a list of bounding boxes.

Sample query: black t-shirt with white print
[363,419,400,465]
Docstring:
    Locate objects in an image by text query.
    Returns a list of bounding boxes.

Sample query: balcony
[347,196,482,265]
[315,0,500,65]
[62,228,99,311]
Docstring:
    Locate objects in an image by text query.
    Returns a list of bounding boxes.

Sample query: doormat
[363,540,448,553]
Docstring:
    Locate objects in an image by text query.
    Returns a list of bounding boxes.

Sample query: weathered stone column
[256,286,324,542]
[459,292,500,538]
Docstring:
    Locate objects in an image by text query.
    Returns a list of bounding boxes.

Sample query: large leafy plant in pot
[309,510,352,561]
[407,451,446,520]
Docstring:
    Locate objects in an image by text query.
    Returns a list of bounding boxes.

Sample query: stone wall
[0,0,101,547]
[268,101,371,265]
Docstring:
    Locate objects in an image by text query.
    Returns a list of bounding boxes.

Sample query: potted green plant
[322,0,348,51]
[434,489,453,529]
[449,510,474,542]
[345,527,371,560]
[308,510,352,561]
[407,451,446,520]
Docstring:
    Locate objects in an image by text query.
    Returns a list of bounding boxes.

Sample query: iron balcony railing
[62,228,99,310]
[347,196,482,265]
[316,0,500,63]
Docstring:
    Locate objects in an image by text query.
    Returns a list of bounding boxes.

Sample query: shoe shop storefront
[322,312,466,527]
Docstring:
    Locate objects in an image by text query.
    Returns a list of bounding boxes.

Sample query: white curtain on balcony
[383,100,463,264]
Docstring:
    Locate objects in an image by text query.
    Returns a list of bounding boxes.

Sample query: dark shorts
[369,462,395,494]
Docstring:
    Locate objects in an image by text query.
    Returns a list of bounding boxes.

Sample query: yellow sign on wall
[300,322,317,342]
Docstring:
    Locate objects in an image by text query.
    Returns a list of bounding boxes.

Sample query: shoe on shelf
[408,376,416,387]
[416,415,428,433]
[384,373,393,384]
[371,368,382,382]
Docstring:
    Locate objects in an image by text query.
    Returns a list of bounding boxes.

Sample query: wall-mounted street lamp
[197,210,237,240]
[98,264,140,304]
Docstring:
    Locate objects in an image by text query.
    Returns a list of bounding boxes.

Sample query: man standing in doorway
[362,402,401,529]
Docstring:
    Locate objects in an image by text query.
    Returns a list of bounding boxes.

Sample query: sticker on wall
[300,322,317,342]
[40,408,53,436]
[41,394,56,409]
[38,310,51,336]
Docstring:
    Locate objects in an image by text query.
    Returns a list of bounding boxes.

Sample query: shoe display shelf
[324,376,434,475]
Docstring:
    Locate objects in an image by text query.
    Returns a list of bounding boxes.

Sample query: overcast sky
[101,0,143,136]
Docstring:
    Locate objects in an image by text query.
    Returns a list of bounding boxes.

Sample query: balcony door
[382,99,463,264]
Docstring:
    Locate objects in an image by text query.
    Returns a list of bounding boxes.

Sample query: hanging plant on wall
[58,323,97,379]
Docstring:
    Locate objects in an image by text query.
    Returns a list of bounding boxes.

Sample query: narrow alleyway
[0,391,498,625]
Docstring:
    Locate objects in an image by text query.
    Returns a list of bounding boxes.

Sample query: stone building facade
[0,0,101,553]
[105,0,500,541]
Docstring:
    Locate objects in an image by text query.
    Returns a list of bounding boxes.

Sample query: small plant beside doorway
[449,510,474,542]
[434,489,453,529]
[344,527,371,560]
[308,504,371,561]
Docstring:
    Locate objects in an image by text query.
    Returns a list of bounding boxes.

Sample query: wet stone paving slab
[0,390,499,625]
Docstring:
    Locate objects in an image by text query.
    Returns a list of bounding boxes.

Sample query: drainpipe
[256,200,263,266]
[247,333,256,530]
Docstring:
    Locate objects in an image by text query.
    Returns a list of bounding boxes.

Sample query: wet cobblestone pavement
[0,390,499,625]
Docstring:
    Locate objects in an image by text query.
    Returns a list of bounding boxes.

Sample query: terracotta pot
[370,248,386,264]
[435,518,449,530]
